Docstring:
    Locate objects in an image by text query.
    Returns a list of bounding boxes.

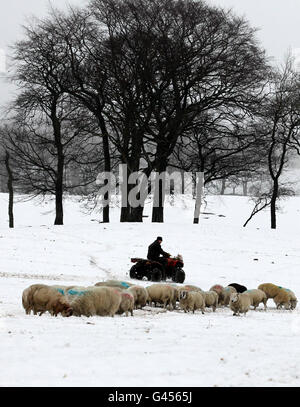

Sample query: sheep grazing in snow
[202,290,218,311]
[95,280,133,290]
[222,286,237,306]
[273,289,292,310]
[229,292,251,316]
[258,283,296,310]
[126,285,148,309]
[176,285,203,303]
[273,286,297,310]
[146,284,175,310]
[182,285,203,292]
[22,285,35,315]
[179,290,205,314]
[244,289,267,310]
[117,291,135,316]
[168,285,179,309]
[282,288,297,310]
[228,283,247,293]
[50,285,69,296]
[257,283,280,299]
[22,284,73,317]
[209,284,224,304]
[68,286,122,317]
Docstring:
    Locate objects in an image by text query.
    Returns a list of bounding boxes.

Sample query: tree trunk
[120,164,143,222]
[52,102,64,226]
[54,150,64,225]
[270,179,278,229]
[193,172,204,224]
[120,163,151,222]
[102,132,110,223]
[242,181,248,196]
[152,165,167,223]
[220,178,226,195]
[5,151,14,228]
[54,183,64,225]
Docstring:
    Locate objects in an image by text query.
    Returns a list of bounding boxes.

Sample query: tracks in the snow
[0,271,98,283]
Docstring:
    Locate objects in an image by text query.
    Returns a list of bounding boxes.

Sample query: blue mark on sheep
[121,282,130,288]
[56,288,65,295]
[245,289,253,293]
[67,289,87,296]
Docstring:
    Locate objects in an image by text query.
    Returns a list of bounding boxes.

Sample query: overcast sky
[0,0,300,108]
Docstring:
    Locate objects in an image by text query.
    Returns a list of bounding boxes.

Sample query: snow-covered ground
[0,193,300,387]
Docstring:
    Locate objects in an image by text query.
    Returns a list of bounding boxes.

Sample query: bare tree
[10,21,104,224]
[245,55,300,229]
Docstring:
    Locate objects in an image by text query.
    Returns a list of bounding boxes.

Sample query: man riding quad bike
[129,236,185,283]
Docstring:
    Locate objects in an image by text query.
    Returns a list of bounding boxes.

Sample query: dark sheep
[228,283,247,293]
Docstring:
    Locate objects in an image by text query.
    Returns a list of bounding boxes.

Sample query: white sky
[0,0,300,108]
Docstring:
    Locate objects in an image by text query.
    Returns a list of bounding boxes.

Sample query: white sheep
[222,286,237,306]
[95,280,133,290]
[22,284,72,317]
[177,285,203,303]
[117,291,135,316]
[22,285,35,315]
[209,284,225,304]
[182,285,204,292]
[68,286,121,317]
[179,290,205,314]
[146,284,175,310]
[202,290,218,312]
[244,289,267,310]
[229,292,251,316]
[282,287,297,310]
[126,286,148,309]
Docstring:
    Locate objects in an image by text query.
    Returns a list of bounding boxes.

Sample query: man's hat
[157,236,163,241]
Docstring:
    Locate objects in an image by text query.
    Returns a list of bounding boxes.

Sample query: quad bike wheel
[130,265,141,279]
[150,268,162,282]
[173,268,185,284]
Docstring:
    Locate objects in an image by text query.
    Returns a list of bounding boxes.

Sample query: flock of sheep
[21,280,298,318]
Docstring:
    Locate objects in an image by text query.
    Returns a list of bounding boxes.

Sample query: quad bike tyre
[173,268,185,284]
[150,268,162,282]
[130,265,141,279]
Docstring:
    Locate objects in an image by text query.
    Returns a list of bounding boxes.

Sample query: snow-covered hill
[0,193,300,386]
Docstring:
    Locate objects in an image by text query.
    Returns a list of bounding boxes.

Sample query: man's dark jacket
[147,240,169,261]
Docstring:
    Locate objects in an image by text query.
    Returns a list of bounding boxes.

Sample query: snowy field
[0,193,300,387]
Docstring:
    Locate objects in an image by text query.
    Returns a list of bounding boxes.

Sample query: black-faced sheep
[228,283,247,293]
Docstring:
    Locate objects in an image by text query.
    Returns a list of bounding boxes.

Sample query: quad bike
[129,255,185,283]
